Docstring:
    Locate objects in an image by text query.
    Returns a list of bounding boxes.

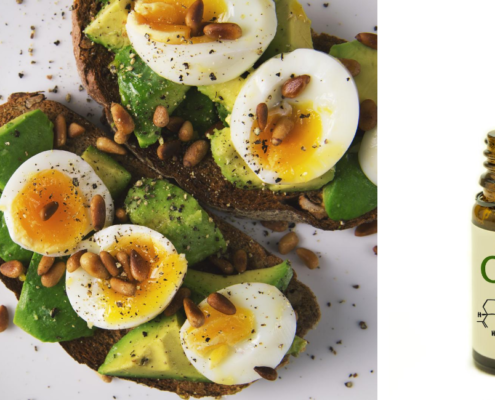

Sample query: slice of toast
[0,92,321,398]
[71,0,377,231]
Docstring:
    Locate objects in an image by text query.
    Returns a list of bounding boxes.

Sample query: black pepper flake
[205,337,210,342]
[183,62,189,69]
[14,130,20,138]
[209,72,217,81]
[261,140,268,153]
[18,72,24,78]
[54,40,60,46]
[275,178,282,183]
[142,331,148,337]
[359,321,368,330]
[92,184,97,189]
[209,49,215,54]
[323,2,329,6]
[50,308,59,318]
[72,177,79,187]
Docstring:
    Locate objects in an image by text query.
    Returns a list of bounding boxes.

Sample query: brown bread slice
[0,92,321,398]
[71,0,377,231]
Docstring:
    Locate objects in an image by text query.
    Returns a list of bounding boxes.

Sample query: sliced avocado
[259,0,313,63]
[113,47,190,148]
[81,146,132,199]
[216,103,230,127]
[85,0,131,52]
[210,127,335,192]
[330,40,377,104]
[0,109,53,190]
[0,211,32,264]
[183,260,293,299]
[322,151,377,221]
[198,73,247,114]
[99,313,209,381]
[14,253,94,342]
[171,88,218,135]
[287,335,307,357]
[125,179,227,265]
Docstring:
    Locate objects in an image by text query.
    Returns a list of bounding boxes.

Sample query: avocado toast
[0,92,320,398]
[71,0,377,231]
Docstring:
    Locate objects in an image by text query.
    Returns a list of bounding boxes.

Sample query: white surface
[0,1,377,399]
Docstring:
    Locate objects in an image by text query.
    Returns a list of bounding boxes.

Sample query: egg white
[126,0,277,85]
[66,224,187,330]
[180,282,296,385]
[358,126,377,185]
[0,150,114,257]
[230,48,360,185]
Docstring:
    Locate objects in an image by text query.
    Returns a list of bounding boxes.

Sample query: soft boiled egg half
[180,282,296,385]
[230,48,360,186]
[359,126,377,186]
[126,0,277,85]
[66,224,187,330]
[0,150,113,257]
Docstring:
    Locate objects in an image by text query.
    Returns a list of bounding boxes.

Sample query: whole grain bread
[71,0,377,231]
[0,92,321,398]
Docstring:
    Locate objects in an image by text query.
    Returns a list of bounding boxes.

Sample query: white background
[0,1,377,400]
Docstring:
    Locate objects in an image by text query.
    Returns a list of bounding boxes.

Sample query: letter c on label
[482,256,495,283]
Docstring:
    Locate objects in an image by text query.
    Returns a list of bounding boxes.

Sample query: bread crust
[0,92,321,398]
[70,0,377,231]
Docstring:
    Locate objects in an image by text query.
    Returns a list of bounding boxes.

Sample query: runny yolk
[134,0,228,44]
[185,304,255,368]
[11,169,89,254]
[250,101,323,182]
[98,235,186,325]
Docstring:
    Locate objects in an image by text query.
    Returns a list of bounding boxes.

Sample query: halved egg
[66,224,187,330]
[126,0,277,85]
[359,126,377,185]
[230,48,359,185]
[180,282,296,385]
[0,150,113,257]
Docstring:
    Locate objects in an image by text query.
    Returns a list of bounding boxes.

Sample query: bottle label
[473,223,495,358]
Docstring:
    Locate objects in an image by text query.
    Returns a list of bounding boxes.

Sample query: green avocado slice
[0,211,32,264]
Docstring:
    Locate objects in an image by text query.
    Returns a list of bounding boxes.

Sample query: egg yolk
[250,101,323,182]
[184,304,255,368]
[98,235,186,325]
[10,169,90,254]
[134,0,228,44]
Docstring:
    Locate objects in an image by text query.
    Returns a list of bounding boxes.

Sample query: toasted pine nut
[97,372,113,383]
[68,122,86,138]
[115,208,128,223]
[164,287,191,317]
[96,137,127,155]
[157,140,181,161]
[281,75,311,99]
[355,32,377,50]
[338,58,361,77]
[278,232,299,255]
[296,248,319,269]
[91,195,106,231]
[254,366,278,381]
[130,250,150,282]
[261,220,289,232]
[111,103,135,135]
[38,256,55,275]
[114,130,130,145]
[100,251,120,277]
[80,252,110,280]
[232,249,247,273]
[54,114,67,147]
[271,117,294,146]
[178,121,194,142]
[256,103,268,131]
[359,99,377,131]
[0,260,25,278]
[204,23,242,40]
[40,201,59,221]
[207,292,236,315]
[184,298,205,328]
[355,220,377,237]
[167,116,185,133]
[183,140,209,167]
[0,306,8,333]
[185,0,204,36]
[153,105,170,128]
[41,261,66,288]
[67,249,87,273]
[116,251,133,281]
[110,277,136,296]
[210,256,234,275]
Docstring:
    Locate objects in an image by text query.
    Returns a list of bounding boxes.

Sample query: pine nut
[0,260,25,278]
[38,256,55,275]
[261,220,289,232]
[204,23,242,40]
[281,75,311,99]
[80,252,110,280]
[183,140,209,167]
[115,208,128,223]
[67,249,87,273]
[256,103,268,131]
[114,130,130,145]
[68,122,86,138]
[207,292,236,315]
[41,261,66,288]
[178,121,194,142]
[91,195,106,231]
[359,99,377,131]
[110,277,136,296]
[97,373,113,383]
[185,0,204,36]
[96,137,127,155]
[116,251,134,281]
[100,251,120,277]
[355,32,377,50]
[278,232,299,255]
[232,249,247,273]
[164,287,191,317]
[184,298,205,328]
[54,114,67,147]
[355,220,377,237]
[338,58,361,77]
[40,201,59,221]
[167,116,185,133]
[153,105,170,128]
[111,103,135,135]
[296,248,319,269]
[0,306,8,333]
[254,366,278,381]
[210,256,234,275]
[157,140,181,161]
[271,117,294,146]
[130,250,150,281]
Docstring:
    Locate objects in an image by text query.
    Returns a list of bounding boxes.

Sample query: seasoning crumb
[310,355,315,360]
[359,321,368,330]
[329,346,337,355]
[352,284,360,289]
[16,0,23,4]
[66,93,72,103]
[345,381,353,388]
[18,72,24,79]
[336,340,342,345]
[79,85,84,92]
[323,2,329,6]
[34,346,38,352]
[54,40,61,46]
[326,302,331,307]
[46,75,53,80]
[338,299,345,304]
